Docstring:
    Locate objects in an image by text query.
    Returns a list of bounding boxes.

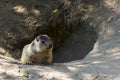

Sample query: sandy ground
[0,37,120,80]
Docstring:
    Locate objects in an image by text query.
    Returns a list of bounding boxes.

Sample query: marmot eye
[36,37,39,42]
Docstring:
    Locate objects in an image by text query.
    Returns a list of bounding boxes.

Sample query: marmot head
[31,35,53,52]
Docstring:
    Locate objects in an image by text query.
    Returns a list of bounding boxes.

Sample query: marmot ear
[47,43,53,49]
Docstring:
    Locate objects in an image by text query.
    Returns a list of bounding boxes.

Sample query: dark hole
[53,23,98,63]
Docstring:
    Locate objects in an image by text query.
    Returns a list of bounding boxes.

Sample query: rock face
[0,0,78,59]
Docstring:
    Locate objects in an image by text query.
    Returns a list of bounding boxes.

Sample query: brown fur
[21,35,53,65]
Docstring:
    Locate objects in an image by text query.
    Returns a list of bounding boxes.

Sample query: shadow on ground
[53,22,98,63]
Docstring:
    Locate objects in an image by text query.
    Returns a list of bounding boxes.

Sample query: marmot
[21,35,53,65]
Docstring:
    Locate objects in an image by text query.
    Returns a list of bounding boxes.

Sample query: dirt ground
[0,0,120,80]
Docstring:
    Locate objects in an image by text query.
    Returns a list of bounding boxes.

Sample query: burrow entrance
[53,23,98,63]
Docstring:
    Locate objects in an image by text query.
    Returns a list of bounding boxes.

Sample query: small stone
[22,70,29,78]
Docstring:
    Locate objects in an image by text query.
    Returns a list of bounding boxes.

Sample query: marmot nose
[41,40,45,44]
